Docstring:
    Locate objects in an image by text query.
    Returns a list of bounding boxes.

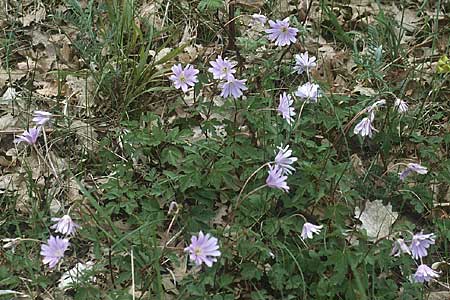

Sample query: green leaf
[241,262,262,280]
[161,146,183,166]
[198,0,224,11]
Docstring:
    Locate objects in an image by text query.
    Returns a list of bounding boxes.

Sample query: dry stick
[131,248,135,300]
[33,144,60,182]
[0,128,54,134]
[108,240,116,289]
[166,205,180,235]
[42,127,60,180]
[380,162,410,177]
[227,0,243,67]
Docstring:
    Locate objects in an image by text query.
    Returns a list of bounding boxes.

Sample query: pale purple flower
[32,110,52,126]
[301,222,323,239]
[40,236,70,268]
[353,117,376,138]
[391,238,411,257]
[294,52,317,74]
[394,98,408,113]
[274,144,298,175]
[51,215,80,236]
[294,82,320,103]
[184,231,221,267]
[169,64,199,93]
[399,163,428,181]
[219,78,247,99]
[413,264,440,283]
[410,232,435,259]
[14,127,40,145]
[252,14,267,25]
[277,92,295,125]
[266,164,289,192]
[265,18,298,47]
[208,56,236,80]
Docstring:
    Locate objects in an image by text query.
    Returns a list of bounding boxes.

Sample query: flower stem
[235,184,267,211]
[235,162,270,210]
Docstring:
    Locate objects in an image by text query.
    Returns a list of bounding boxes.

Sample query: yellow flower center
[194,246,203,256]
[55,248,64,257]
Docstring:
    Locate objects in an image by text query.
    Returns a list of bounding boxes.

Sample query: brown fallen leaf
[0,114,18,131]
[36,81,61,97]
[66,75,96,113]
[20,6,46,26]
[235,0,264,10]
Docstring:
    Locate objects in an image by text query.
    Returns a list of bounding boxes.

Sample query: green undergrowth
[1,0,450,299]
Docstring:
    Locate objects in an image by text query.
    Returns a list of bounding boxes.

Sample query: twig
[131,248,135,300]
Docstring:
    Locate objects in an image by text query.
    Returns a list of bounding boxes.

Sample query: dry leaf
[66,75,95,113]
[0,113,18,130]
[350,154,366,176]
[355,200,398,241]
[0,174,23,192]
[20,154,43,180]
[235,0,264,10]
[49,198,62,214]
[36,81,61,97]
[0,70,26,90]
[1,87,17,105]
[211,203,228,225]
[47,151,68,174]
[138,2,163,30]
[427,291,450,300]
[71,120,98,151]
[20,6,46,26]
[58,262,94,290]
[353,85,376,96]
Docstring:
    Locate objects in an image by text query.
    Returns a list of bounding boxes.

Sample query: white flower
[168,201,179,214]
[277,92,295,125]
[274,144,298,175]
[413,264,440,283]
[399,163,428,181]
[410,232,435,260]
[394,98,408,113]
[391,239,411,257]
[301,222,323,239]
[252,14,267,25]
[353,117,376,138]
[293,52,317,74]
[32,110,52,126]
[51,215,80,236]
[294,82,320,103]
[368,100,386,113]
